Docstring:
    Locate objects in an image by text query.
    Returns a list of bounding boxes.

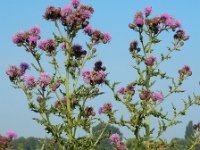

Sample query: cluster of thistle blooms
[0,131,17,149]
[119,85,164,102]
[129,6,189,38]
[109,133,126,150]
[6,63,53,91]
[7,1,112,145]
[126,6,192,102]
[9,0,110,98]
[129,6,190,64]
[12,0,111,54]
[44,0,111,44]
[12,25,40,48]
[82,61,106,86]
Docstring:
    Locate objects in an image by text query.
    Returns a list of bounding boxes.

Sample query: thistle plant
[104,6,200,150]
[6,0,111,149]
[6,1,200,150]
[0,131,17,149]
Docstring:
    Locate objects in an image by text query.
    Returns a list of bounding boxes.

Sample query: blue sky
[1,0,200,141]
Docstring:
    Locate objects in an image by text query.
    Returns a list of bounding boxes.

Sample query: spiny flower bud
[139,89,151,101]
[85,106,95,116]
[134,11,144,27]
[43,6,61,21]
[178,65,192,76]
[144,6,152,17]
[129,41,138,51]
[129,23,136,30]
[145,56,156,66]
[38,39,57,55]
[52,82,61,91]
[99,102,112,115]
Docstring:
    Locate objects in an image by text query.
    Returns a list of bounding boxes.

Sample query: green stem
[54,20,64,38]
[65,36,73,141]
[145,116,150,149]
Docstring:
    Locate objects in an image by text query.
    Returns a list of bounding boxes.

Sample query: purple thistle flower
[38,72,51,90]
[103,33,112,43]
[116,141,126,150]
[152,92,164,102]
[82,70,91,84]
[6,130,17,139]
[145,56,156,66]
[109,133,120,144]
[20,62,29,71]
[144,6,152,16]
[98,107,104,115]
[118,87,125,94]
[165,18,174,27]
[179,65,192,76]
[84,25,93,36]
[82,10,92,19]
[72,0,81,8]
[29,25,40,36]
[12,32,26,46]
[103,102,112,113]
[38,39,56,53]
[135,18,144,26]
[62,5,72,16]
[161,13,170,20]
[44,6,61,20]
[6,65,20,79]
[175,20,181,28]
[28,36,39,44]
[19,62,30,76]
[24,75,35,88]
[38,40,46,49]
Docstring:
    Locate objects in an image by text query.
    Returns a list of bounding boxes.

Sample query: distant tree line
[8,121,200,150]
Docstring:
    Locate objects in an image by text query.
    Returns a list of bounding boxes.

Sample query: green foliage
[92,122,122,149]
[185,121,195,139]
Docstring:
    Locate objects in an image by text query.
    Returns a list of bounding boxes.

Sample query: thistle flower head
[72,0,81,8]
[134,11,144,26]
[24,75,35,88]
[6,130,17,139]
[144,6,152,16]
[103,33,112,43]
[6,65,20,79]
[118,87,126,94]
[29,25,40,36]
[38,72,51,90]
[38,39,56,54]
[179,65,192,76]
[145,56,156,66]
[109,133,120,144]
[84,25,93,36]
[62,5,73,16]
[44,6,61,20]
[152,92,164,102]
[160,13,170,20]
[116,141,126,150]
[12,32,26,46]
